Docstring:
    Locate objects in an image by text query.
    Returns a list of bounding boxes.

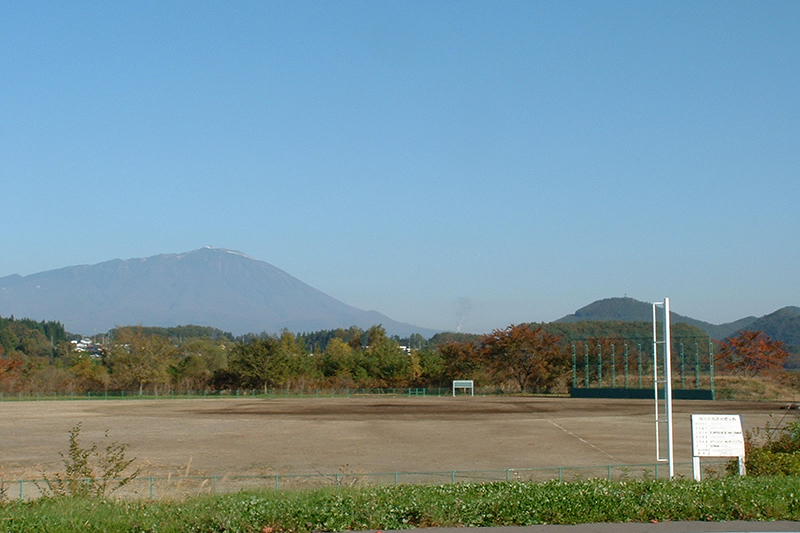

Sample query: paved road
[361,522,799,533]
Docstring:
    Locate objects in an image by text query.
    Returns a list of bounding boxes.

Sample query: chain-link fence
[1,460,732,502]
[0,387,500,402]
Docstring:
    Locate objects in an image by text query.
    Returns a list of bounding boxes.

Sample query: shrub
[731,419,800,476]
[38,423,141,499]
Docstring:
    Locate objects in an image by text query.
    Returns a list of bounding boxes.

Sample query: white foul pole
[653,298,675,479]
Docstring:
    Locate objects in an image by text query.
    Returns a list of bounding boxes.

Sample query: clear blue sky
[2,1,798,334]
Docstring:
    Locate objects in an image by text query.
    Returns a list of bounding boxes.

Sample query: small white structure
[71,338,95,352]
[452,380,474,396]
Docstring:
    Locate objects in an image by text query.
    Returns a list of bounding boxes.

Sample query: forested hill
[0,315,68,357]
[107,325,235,343]
[543,320,711,343]
[747,307,800,348]
[556,297,757,340]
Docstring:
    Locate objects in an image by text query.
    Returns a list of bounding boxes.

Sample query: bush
[732,419,800,476]
[38,423,141,499]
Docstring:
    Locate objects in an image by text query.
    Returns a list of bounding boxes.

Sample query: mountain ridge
[556,297,799,343]
[0,247,438,337]
[1,252,796,344]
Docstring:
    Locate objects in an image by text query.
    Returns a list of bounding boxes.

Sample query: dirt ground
[0,396,795,479]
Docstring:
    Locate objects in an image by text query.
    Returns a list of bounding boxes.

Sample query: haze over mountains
[0,249,797,346]
[0,247,438,337]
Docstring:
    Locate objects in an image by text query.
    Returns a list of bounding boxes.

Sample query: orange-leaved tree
[715,330,790,377]
[0,351,23,391]
[479,324,569,393]
[438,341,482,381]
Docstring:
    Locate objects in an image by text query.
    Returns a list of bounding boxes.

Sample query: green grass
[2,476,800,533]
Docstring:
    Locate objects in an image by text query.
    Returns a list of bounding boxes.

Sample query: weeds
[37,422,141,499]
[730,417,800,476]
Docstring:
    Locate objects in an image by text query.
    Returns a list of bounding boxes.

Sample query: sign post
[691,414,745,481]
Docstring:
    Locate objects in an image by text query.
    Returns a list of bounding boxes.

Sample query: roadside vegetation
[737,419,800,476]
[1,476,799,532]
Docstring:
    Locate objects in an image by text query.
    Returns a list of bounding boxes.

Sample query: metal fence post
[571,344,576,389]
[584,344,589,387]
[638,343,643,388]
[597,344,602,387]
[610,344,615,388]
[694,343,700,389]
[709,340,715,399]
[624,344,629,389]
[680,342,685,389]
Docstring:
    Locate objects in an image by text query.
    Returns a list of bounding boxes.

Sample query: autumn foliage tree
[479,324,569,392]
[715,330,790,377]
[438,341,482,381]
[0,352,23,391]
[104,327,177,393]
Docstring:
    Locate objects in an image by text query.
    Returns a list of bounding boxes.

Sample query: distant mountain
[556,297,757,340]
[746,306,800,347]
[0,247,439,337]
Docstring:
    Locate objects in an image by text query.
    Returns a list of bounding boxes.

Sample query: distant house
[71,338,96,353]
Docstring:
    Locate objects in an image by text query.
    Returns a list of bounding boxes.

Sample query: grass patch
[714,375,799,402]
[2,476,800,532]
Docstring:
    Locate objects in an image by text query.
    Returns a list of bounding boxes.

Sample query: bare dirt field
[0,396,794,481]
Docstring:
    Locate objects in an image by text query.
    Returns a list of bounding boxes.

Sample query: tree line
[0,314,795,395]
[0,320,574,394]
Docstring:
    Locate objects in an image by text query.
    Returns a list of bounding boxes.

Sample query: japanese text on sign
[691,414,745,457]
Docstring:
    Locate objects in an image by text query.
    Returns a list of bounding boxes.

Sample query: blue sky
[2,1,798,334]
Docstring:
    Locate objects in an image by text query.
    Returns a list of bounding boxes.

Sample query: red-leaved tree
[0,353,23,391]
[480,324,569,392]
[715,330,790,377]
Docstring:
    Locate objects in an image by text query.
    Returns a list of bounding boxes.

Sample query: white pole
[664,297,675,479]
[653,303,661,462]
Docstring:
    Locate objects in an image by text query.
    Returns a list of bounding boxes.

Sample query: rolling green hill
[555,297,757,340]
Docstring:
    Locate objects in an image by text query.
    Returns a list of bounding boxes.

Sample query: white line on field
[546,419,620,461]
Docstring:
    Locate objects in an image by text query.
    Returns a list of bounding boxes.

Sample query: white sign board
[452,380,474,396]
[691,414,745,457]
[691,414,745,481]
